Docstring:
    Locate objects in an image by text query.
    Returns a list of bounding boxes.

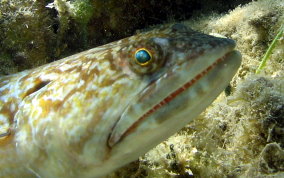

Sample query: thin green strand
[255,24,284,74]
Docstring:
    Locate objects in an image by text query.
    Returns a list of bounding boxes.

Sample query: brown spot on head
[104,51,119,71]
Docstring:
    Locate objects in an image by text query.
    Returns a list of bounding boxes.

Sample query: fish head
[103,23,241,174]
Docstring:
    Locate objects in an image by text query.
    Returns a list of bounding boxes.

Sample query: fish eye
[134,48,152,66]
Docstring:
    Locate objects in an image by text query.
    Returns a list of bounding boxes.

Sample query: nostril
[23,80,51,99]
[171,23,188,32]
[0,131,10,138]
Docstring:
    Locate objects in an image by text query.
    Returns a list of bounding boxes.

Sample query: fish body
[0,24,241,177]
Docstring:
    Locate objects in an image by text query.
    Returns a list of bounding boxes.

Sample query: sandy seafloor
[0,0,283,177]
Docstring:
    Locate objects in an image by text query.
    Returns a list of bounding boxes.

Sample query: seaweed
[256,24,284,74]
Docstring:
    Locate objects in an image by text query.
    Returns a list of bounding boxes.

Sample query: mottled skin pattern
[0,24,241,177]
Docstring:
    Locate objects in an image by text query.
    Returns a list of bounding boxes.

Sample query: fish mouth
[108,49,241,148]
[137,53,228,121]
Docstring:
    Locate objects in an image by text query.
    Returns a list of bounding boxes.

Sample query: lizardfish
[0,24,241,177]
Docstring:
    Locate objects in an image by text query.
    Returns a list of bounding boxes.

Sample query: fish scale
[0,23,241,177]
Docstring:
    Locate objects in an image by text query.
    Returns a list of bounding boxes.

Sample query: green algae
[0,0,55,72]
[69,0,94,25]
